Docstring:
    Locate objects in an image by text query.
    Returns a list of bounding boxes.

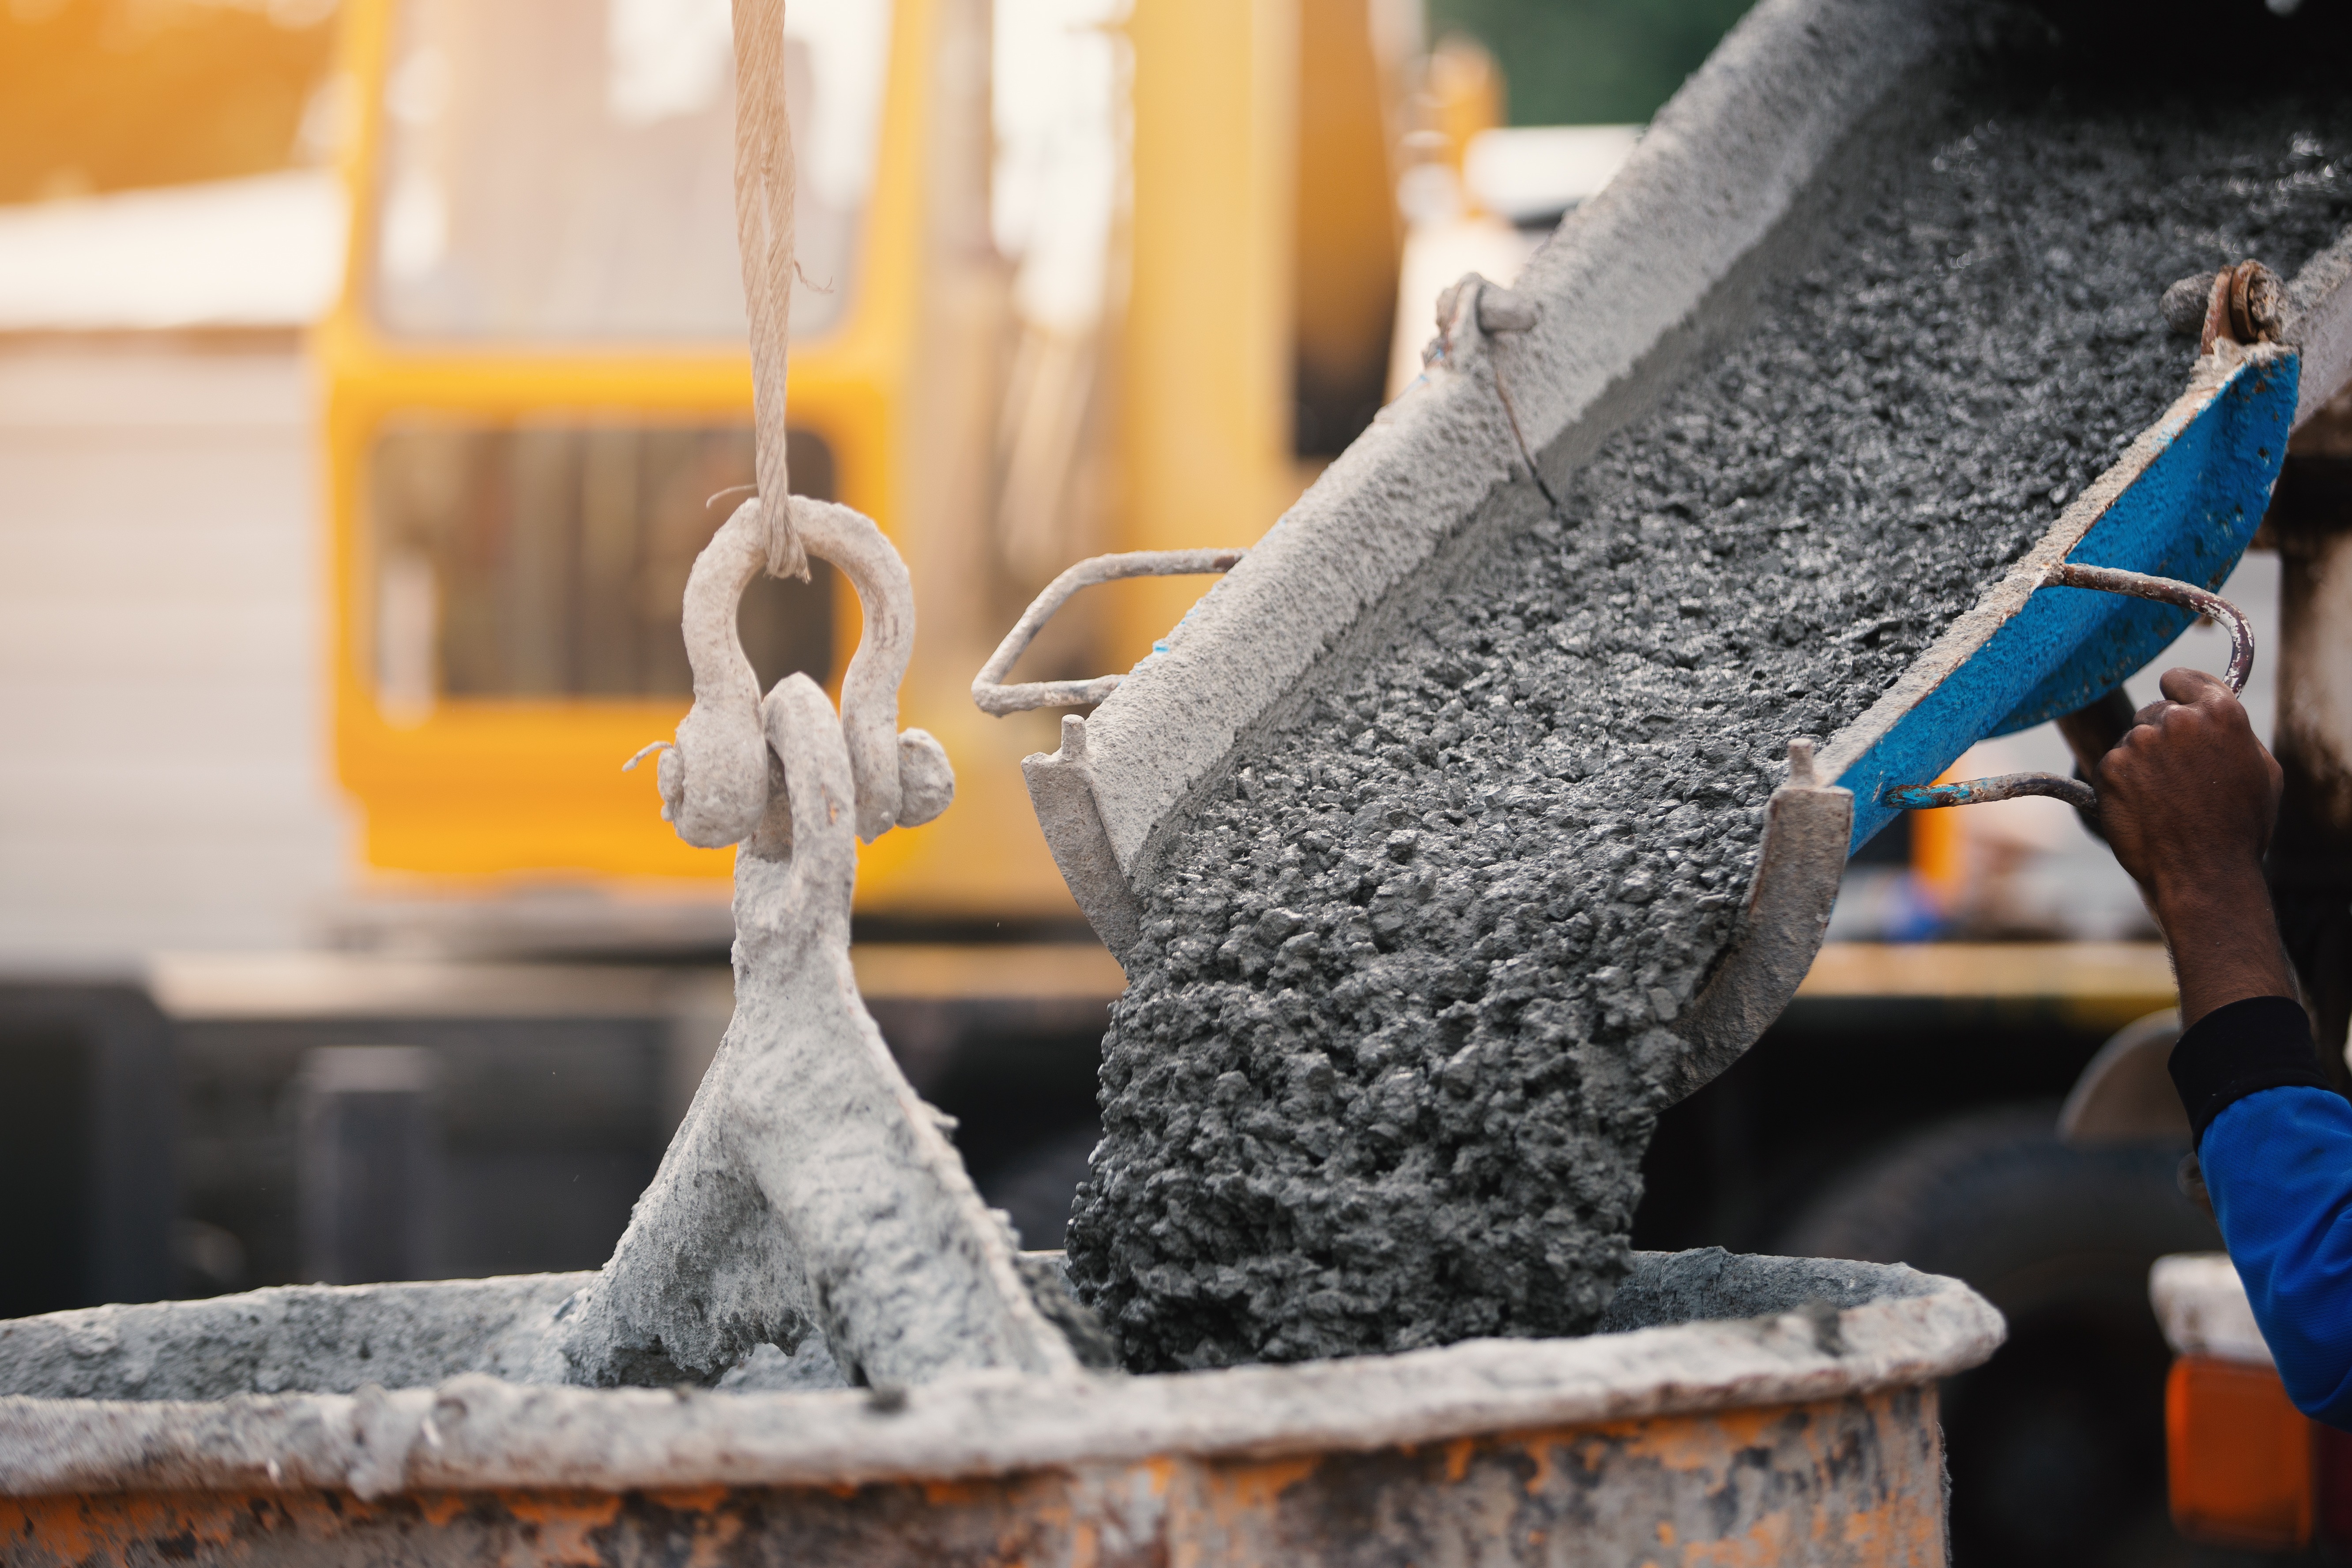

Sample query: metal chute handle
[972,548,1246,715]
[1881,562,2254,814]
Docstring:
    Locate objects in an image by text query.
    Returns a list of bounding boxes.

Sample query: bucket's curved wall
[0,1251,1998,1565]
[2,1388,1945,1567]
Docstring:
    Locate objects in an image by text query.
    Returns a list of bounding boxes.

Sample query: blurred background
[0,3,2273,1561]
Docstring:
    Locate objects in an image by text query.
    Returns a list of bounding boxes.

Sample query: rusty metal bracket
[1881,562,2254,814]
[2162,260,2286,350]
[972,549,1246,715]
[2208,260,2286,353]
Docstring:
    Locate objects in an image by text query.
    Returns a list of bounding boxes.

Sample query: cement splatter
[1068,65,2352,1372]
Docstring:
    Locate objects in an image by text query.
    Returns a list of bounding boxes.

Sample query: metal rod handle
[2042,562,2255,695]
[1882,770,2098,812]
[1881,562,2254,813]
[971,548,1246,715]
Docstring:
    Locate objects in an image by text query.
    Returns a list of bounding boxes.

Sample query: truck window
[371,0,889,342]
[368,423,836,714]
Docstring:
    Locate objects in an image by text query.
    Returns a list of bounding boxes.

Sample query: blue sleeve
[2203,1084,2352,1428]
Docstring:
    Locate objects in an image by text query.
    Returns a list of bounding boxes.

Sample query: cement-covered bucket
[0,1248,1997,1566]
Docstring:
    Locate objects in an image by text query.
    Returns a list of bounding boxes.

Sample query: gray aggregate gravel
[1067,59,2352,1372]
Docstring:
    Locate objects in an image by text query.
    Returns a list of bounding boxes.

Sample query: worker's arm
[2190,1027,2352,1425]
[2096,667,2352,1426]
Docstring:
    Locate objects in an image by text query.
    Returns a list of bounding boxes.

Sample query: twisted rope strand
[731,0,807,580]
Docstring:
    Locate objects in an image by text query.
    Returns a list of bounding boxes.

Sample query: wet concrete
[1069,60,2352,1371]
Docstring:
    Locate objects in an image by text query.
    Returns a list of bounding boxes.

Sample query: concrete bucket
[0,1249,1997,1564]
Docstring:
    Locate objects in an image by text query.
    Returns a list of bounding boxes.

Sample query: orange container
[2166,1354,2314,1551]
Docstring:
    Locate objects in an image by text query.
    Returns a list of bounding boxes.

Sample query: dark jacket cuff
[2170,994,2333,1146]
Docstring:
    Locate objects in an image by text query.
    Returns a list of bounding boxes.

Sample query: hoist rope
[730,0,807,581]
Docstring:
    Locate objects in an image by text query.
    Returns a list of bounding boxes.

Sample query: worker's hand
[2094,666,2293,1026]
[2095,667,2281,900]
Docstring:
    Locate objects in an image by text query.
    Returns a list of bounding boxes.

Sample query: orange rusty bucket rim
[0,1252,2001,1503]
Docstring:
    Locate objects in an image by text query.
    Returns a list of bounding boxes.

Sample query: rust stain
[3,1489,406,1564]
[1679,1507,1793,1567]
[1,1496,106,1565]
[1206,1453,1320,1515]
[1170,1450,1322,1568]
[1658,1519,1679,1547]
[5,1490,309,1564]
[1,1495,89,1561]
[1709,1405,1780,1450]
[1837,1497,1942,1565]
[1024,1488,1080,1568]
[1144,1457,1176,1497]
[498,1489,623,1565]
[1441,1436,1475,1482]
[986,1473,1069,1568]
[417,1492,470,1527]
[1520,1435,1558,1497]
[646,1484,729,1513]
[1610,1400,1812,1472]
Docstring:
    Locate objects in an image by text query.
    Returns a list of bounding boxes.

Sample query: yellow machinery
[320,0,1420,931]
